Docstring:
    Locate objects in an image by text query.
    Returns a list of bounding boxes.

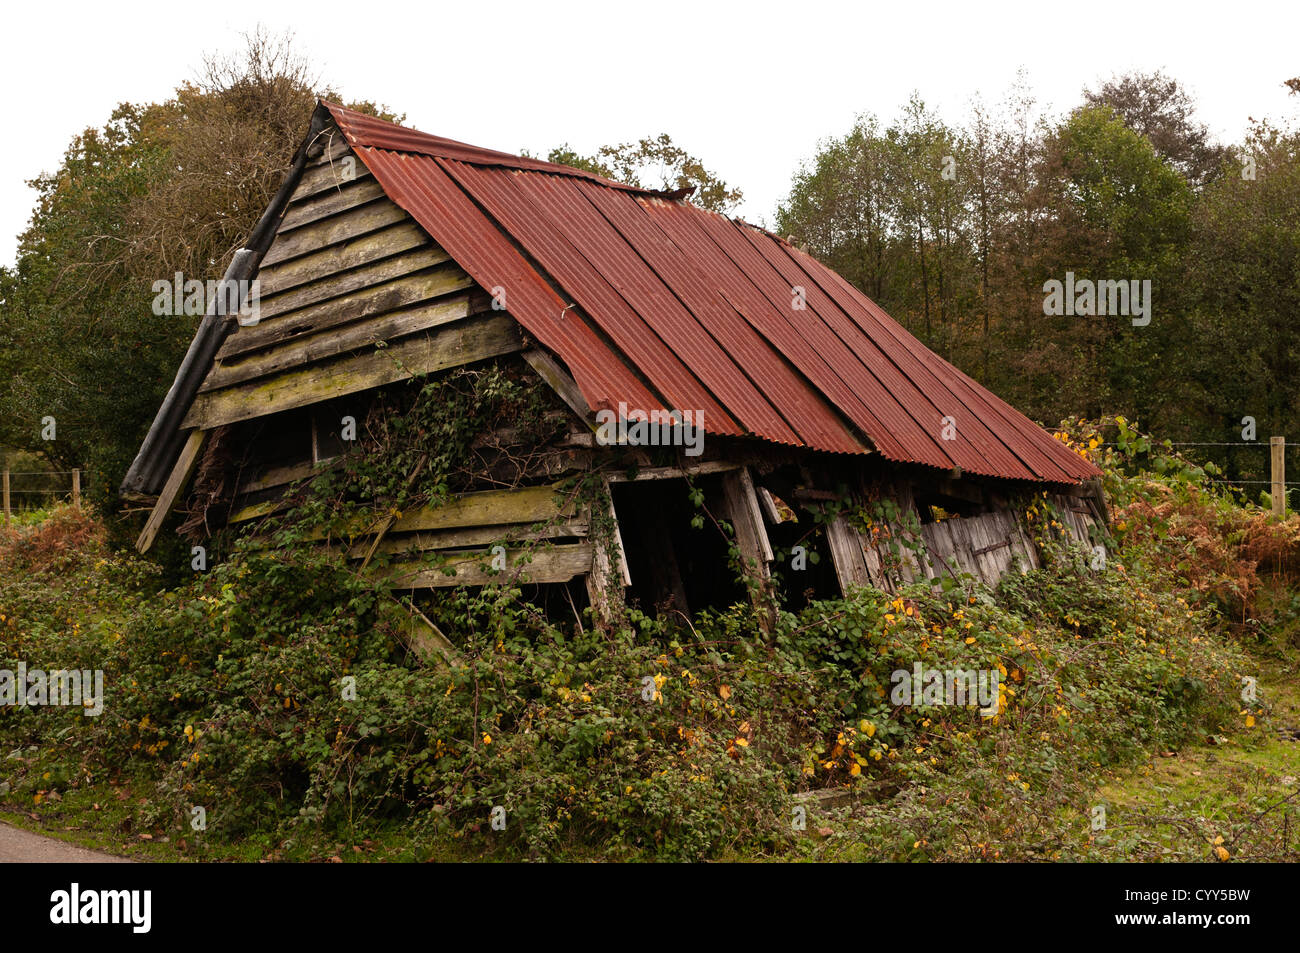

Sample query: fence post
[72,468,81,506]
[2,470,8,527]
[1271,436,1286,518]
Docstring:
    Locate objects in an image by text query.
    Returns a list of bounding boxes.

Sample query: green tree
[1184,120,1300,468]
[1032,105,1193,423]
[0,31,395,517]
[545,135,742,214]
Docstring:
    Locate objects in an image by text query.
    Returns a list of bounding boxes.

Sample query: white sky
[3,0,1297,267]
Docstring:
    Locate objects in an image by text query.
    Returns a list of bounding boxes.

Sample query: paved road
[0,821,129,863]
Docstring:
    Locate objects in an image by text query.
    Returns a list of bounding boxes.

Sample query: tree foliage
[545,134,742,214]
[0,30,396,512]
[777,71,1299,482]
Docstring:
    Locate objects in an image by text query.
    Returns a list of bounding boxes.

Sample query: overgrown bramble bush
[0,532,1248,860]
[0,415,1278,860]
[1059,415,1300,632]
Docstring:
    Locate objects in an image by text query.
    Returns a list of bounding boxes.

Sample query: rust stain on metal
[325,102,1098,484]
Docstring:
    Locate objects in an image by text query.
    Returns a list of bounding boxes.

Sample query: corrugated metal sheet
[324,103,648,194]
[325,102,1098,484]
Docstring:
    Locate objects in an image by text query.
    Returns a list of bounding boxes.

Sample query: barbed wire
[1094,441,1286,448]
[1204,479,1300,486]
[2,470,94,476]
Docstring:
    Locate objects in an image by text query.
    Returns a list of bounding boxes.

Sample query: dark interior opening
[239,407,313,471]
[415,578,591,643]
[311,398,364,462]
[527,579,591,628]
[763,517,840,609]
[753,466,842,608]
[914,491,985,524]
[611,476,747,618]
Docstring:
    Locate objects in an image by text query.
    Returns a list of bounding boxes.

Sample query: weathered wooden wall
[824,481,1103,594]
[184,132,517,435]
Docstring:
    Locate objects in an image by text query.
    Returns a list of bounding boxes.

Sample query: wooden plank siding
[183,312,521,429]
[227,479,594,590]
[185,136,509,432]
[387,543,594,589]
[821,482,1101,595]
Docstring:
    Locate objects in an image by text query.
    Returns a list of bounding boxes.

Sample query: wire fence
[2,468,93,523]
[1098,437,1299,510]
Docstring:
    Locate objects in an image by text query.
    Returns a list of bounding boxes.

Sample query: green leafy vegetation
[1,420,1295,861]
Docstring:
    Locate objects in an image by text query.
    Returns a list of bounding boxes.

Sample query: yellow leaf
[1214,845,1230,861]
[1245,715,1255,727]
[849,763,861,776]
[718,684,731,700]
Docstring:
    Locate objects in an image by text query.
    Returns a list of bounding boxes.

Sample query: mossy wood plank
[227,499,283,524]
[231,481,578,534]
[346,518,590,558]
[279,178,386,233]
[261,199,409,268]
[183,313,522,429]
[226,263,469,359]
[257,222,430,298]
[204,293,476,392]
[388,484,578,535]
[254,246,453,323]
[387,543,593,589]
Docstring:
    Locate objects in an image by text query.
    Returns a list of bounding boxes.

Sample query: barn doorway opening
[610,476,746,618]
[751,466,842,608]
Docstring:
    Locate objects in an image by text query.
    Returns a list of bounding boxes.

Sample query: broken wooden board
[136,429,207,553]
[348,518,590,560]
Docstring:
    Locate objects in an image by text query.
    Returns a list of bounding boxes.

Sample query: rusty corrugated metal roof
[325,102,1098,484]
[324,104,654,194]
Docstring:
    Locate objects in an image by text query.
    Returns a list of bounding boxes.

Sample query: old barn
[122,101,1105,620]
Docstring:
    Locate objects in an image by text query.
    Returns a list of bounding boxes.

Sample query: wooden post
[136,429,207,553]
[2,470,8,527]
[72,468,81,506]
[1271,436,1285,518]
[585,477,630,625]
